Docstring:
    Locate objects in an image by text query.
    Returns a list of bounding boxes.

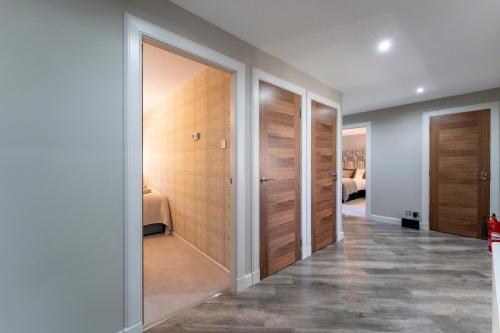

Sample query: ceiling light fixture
[377,39,392,53]
[416,87,425,94]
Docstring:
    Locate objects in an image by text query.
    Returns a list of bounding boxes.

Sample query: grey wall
[342,134,366,151]
[344,87,500,220]
[0,1,341,333]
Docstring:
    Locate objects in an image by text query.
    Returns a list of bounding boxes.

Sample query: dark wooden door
[259,81,301,278]
[430,110,490,238]
[311,100,337,252]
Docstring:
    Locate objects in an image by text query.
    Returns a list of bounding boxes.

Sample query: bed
[342,168,366,202]
[143,187,172,236]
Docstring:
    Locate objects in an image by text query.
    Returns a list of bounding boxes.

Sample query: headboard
[342,149,365,169]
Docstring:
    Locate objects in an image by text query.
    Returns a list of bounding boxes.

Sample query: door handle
[330,171,337,181]
[260,177,276,184]
[479,171,490,181]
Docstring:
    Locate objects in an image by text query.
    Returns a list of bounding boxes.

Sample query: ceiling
[172,0,500,114]
[143,43,206,112]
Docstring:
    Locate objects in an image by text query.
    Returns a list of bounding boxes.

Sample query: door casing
[125,13,247,332]
[342,122,371,221]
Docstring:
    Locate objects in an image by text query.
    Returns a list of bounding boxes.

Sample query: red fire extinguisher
[488,213,499,253]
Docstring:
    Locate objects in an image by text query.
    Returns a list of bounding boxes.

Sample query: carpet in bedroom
[342,198,366,217]
[143,233,230,329]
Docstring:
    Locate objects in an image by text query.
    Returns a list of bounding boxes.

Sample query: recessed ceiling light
[416,87,425,94]
[377,39,392,53]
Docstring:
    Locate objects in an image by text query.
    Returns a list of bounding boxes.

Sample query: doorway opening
[142,40,233,329]
[341,126,367,217]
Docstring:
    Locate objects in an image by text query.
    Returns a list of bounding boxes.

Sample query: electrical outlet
[405,210,412,217]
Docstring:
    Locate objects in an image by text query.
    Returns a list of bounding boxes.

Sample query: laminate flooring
[148,216,491,333]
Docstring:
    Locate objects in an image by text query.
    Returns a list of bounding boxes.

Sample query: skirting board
[236,273,253,291]
[121,322,142,333]
[365,214,430,230]
[302,245,312,259]
[237,269,262,290]
[420,222,430,231]
[251,269,261,285]
[367,214,400,225]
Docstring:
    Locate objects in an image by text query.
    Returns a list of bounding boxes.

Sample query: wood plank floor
[147,215,492,333]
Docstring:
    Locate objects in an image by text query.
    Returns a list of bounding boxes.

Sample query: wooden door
[259,81,301,279]
[311,100,337,252]
[430,110,490,238]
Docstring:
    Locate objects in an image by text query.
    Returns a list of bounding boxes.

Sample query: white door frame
[124,13,247,333]
[251,68,308,284]
[307,92,344,247]
[421,102,500,231]
[342,122,372,220]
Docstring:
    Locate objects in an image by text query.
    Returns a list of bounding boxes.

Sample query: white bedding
[143,190,171,231]
[342,178,357,202]
[352,178,366,191]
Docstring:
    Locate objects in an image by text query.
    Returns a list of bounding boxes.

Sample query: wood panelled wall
[143,67,232,270]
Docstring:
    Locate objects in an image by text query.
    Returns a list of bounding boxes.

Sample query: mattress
[352,178,366,191]
[342,178,358,202]
[143,190,171,232]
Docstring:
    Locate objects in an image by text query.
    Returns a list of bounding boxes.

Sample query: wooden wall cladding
[143,67,232,270]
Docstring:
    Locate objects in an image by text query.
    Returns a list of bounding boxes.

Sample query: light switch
[220,139,226,149]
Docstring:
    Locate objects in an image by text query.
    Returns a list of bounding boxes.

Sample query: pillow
[343,169,355,178]
[354,169,365,179]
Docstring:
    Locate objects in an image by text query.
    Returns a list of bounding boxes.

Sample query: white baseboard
[236,273,253,291]
[367,213,401,225]
[368,214,429,230]
[302,245,312,259]
[251,269,260,285]
[121,322,142,333]
[420,218,430,231]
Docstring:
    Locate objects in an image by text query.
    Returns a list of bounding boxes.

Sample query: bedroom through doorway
[342,127,367,217]
[141,39,233,329]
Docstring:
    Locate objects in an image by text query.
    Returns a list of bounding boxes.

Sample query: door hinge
[299,108,302,118]
[230,177,232,184]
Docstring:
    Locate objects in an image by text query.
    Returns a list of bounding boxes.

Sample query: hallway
[148,216,492,333]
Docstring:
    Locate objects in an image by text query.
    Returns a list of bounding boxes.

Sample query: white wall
[0,1,341,332]
[344,87,500,220]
